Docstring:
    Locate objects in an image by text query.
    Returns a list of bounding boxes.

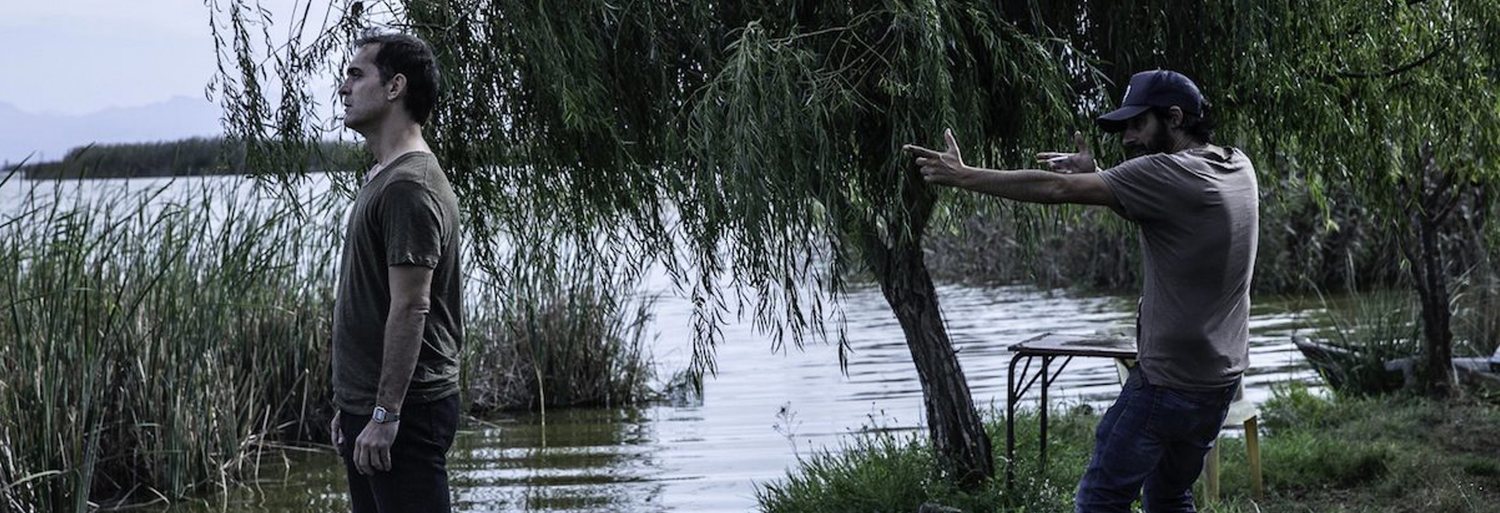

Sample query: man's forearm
[955,166,1076,204]
[375,303,429,412]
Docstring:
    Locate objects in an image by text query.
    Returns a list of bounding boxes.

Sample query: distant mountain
[0,96,224,166]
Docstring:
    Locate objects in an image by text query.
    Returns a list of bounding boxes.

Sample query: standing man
[331,31,464,513]
[904,69,1258,513]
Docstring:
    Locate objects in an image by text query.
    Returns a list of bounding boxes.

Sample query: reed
[463,259,657,414]
[0,175,343,511]
[1307,289,1424,395]
[1452,236,1500,359]
[0,174,662,511]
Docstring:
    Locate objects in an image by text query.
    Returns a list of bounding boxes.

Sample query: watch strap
[372,405,401,424]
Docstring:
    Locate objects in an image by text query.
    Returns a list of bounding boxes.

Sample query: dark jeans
[1075,366,1238,513]
[339,394,460,513]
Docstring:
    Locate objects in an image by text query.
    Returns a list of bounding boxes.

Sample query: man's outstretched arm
[902,129,1116,207]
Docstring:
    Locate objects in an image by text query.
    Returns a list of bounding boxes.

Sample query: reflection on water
[2,177,1320,512]
[450,410,663,511]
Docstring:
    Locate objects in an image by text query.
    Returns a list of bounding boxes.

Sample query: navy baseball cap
[1096,70,1205,133]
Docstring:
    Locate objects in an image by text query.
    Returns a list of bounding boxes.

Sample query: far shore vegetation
[9,137,366,180]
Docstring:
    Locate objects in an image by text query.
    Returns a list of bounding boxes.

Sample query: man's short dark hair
[1151,103,1215,144]
[354,32,441,125]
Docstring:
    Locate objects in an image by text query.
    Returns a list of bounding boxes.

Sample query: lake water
[0,174,1321,512]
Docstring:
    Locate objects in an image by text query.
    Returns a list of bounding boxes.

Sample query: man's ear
[1167,106,1184,129]
[386,73,407,102]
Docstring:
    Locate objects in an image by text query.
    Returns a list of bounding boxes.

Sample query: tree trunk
[1414,216,1455,397]
[865,235,994,488]
[1401,142,1458,398]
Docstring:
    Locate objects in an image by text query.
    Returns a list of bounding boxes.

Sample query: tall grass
[1306,289,1423,395]
[1452,241,1500,359]
[463,259,657,413]
[0,175,343,511]
[0,174,665,511]
[1302,259,1500,397]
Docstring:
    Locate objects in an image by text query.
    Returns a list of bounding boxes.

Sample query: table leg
[1039,355,1051,476]
[1006,353,1024,491]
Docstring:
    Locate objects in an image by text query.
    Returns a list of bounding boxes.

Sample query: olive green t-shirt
[332,151,463,415]
[1098,145,1259,391]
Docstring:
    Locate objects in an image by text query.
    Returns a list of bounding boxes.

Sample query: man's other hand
[332,410,345,457]
[1035,131,1097,174]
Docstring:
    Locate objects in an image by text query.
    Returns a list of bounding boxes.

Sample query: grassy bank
[0,177,659,512]
[757,384,1500,513]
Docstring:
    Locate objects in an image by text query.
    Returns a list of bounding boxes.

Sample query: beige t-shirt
[1099,145,1259,390]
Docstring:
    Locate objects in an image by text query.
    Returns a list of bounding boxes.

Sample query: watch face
[373,406,388,422]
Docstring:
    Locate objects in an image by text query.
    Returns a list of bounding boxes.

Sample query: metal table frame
[1005,333,1137,490]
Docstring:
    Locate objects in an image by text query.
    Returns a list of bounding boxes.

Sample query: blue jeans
[1075,366,1238,513]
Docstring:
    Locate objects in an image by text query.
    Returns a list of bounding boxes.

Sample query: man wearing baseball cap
[904,69,1258,512]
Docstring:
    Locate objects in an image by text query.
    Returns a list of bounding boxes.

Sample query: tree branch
[1335,42,1449,79]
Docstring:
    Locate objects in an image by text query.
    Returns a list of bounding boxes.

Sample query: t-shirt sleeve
[1098,155,1196,223]
[379,179,444,268]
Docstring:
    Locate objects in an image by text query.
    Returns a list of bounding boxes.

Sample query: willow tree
[1258,0,1500,397]
[210,0,1083,486]
[1040,0,1500,396]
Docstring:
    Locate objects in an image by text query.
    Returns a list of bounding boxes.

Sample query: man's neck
[1168,133,1206,154]
[362,118,431,167]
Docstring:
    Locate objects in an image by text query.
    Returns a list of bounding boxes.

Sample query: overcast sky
[1,0,324,115]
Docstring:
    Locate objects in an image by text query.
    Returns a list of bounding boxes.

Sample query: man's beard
[1125,124,1174,159]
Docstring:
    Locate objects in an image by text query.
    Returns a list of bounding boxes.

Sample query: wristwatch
[372,405,401,424]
